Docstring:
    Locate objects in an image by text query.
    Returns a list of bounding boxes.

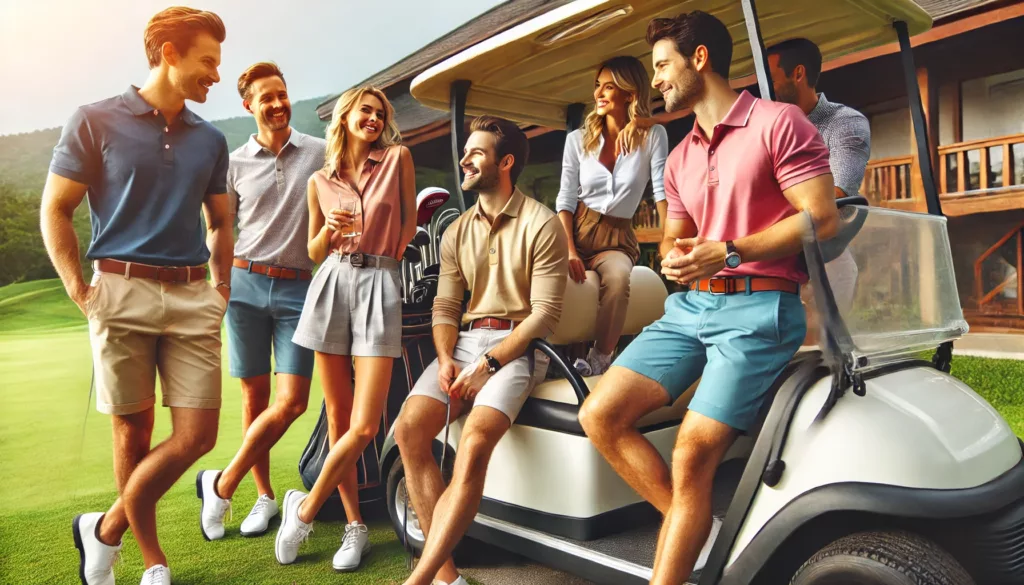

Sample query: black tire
[790,530,975,585]
[384,446,455,557]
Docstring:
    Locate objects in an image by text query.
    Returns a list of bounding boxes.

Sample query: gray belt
[333,251,399,270]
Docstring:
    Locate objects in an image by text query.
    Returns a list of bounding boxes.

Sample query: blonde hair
[324,86,401,177]
[581,56,652,156]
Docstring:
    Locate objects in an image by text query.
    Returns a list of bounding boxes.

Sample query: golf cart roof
[409,0,932,128]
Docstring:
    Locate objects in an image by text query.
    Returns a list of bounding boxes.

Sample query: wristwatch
[725,241,742,269]
[483,353,501,375]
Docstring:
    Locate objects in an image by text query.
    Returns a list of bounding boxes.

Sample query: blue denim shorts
[613,288,806,432]
[226,266,315,379]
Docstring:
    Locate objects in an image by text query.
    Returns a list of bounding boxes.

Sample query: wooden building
[317,0,1024,330]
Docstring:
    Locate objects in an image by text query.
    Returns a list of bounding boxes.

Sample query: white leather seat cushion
[549,266,668,346]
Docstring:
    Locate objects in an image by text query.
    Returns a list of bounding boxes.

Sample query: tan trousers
[573,202,638,354]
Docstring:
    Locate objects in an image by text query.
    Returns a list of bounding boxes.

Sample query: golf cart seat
[529,266,701,426]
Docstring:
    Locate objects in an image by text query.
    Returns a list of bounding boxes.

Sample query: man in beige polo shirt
[395,116,568,585]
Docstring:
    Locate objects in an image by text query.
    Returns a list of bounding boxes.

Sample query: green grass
[0,282,438,585]
[2,280,1023,584]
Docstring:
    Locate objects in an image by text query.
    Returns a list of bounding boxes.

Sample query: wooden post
[1018,229,1023,315]
[909,66,939,211]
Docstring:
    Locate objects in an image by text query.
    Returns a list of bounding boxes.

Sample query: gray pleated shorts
[292,252,403,357]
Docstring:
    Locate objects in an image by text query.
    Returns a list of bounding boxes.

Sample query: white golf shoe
[332,521,370,571]
[240,494,279,537]
[196,470,231,541]
[72,513,121,585]
[274,489,313,565]
[139,565,170,585]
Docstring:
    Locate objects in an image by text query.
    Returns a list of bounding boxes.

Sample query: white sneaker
[433,577,470,585]
[275,489,313,565]
[196,470,231,541]
[73,513,121,585]
[240,494,279,537]
[573,357,593,377]
[332,521,370,572]
[139,565,170,585]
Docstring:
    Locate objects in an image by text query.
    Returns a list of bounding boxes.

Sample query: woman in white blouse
[556,55,668,376]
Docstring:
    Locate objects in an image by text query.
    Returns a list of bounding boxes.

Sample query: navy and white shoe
[72,512,120,585]
[196,470,231,541]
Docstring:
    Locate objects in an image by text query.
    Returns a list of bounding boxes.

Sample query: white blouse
[555,124,668,219]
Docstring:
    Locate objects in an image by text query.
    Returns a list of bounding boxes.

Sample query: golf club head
[412,226,431,247]
[403,244,422,265]
[416,187,450,226]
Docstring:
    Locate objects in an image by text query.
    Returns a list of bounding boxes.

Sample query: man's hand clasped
[660,236,728,286]
[447,356,493,401]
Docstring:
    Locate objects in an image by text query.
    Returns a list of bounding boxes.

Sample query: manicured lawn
[1,280,1022,584]
[0,283,433,585]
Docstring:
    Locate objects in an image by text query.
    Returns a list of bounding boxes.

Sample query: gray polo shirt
[49,86,229,266]
[227,130,326,271]
[807,93,871,197]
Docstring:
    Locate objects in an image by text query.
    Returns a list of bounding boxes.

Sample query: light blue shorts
[614,289,806,432]
[226,266,315,379]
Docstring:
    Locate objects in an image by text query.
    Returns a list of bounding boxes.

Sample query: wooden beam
[945,192,1024,216]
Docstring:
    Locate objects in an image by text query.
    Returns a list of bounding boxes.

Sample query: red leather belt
[233,258,312,280]
[93,259,207,282]
[690,276,800,295]
[464,317,518,331]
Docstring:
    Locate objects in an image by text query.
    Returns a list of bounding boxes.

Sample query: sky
[0,0,505,135]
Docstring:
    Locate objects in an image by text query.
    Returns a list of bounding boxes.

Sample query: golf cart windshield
[808,206,969,371]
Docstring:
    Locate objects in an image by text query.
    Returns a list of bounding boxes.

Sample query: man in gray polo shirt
[40,7,230,585]
[196,62,326,541]
[768,38,871,315]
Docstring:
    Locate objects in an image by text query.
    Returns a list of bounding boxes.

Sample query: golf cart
[373,0,1024,584]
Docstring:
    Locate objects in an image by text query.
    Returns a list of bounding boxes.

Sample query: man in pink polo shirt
[578,10,839,584]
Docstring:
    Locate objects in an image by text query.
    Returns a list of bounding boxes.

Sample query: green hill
[0,96,329,288]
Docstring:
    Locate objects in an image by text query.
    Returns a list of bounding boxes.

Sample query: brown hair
[237,62,286,101]
[646,10,733,79]
[144,7,226,69]
[469,116,529,185]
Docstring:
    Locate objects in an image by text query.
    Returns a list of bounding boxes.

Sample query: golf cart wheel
[790,530,975,585]
[385,450,454,556]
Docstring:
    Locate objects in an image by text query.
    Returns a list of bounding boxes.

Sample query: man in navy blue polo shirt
[40,7,231,585]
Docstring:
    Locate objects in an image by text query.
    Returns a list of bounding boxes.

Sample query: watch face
[726,254,740,268]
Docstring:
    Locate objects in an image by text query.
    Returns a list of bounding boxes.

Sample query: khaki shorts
[408,328,549,423]
[86,270,227,415]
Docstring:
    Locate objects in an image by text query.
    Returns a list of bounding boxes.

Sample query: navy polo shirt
[49,86,229,266]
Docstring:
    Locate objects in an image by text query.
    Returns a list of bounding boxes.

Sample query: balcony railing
[939,133,1024,196]
[632,199,662,244]
[860,155,914,204]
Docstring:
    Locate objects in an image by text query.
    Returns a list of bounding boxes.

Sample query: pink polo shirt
[665,91,831,284]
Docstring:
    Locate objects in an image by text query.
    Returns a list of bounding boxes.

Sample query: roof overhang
[409,0,932,128]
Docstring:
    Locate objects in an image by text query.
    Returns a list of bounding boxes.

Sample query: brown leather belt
[93,259,207,282]
[463,317,518,331]
[233,258,312,280]
[690,276,800,295]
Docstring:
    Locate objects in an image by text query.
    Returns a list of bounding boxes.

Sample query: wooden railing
[632,199,662,244]
[974,222,1024,316]
[860,155,914,204]
[939,133,1024,195]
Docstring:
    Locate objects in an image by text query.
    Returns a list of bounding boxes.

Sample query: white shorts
[408,328,549,423]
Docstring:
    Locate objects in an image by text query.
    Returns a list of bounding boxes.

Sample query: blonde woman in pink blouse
[276,86,416,572]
